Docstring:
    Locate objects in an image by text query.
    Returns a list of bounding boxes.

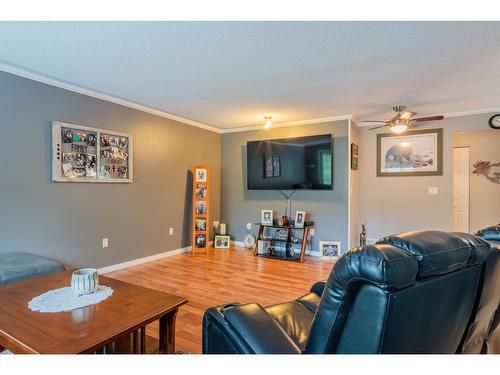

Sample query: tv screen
[247,134,333,190]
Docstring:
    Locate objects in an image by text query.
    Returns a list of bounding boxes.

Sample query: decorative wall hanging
[351,143,359,170]
[377,128,442,177]
[192,165,210,253]
[473,161,500,184]
[52,121,133,183]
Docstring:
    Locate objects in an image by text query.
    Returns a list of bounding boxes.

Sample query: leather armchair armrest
[204,303,301,354]
[310,280,327,297]
[223,303,302,354]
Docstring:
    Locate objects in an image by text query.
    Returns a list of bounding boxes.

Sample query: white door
[453,147,470,233]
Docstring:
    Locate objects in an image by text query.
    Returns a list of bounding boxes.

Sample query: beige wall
[453,130,500,232]
[358,112,496,241]
[221,120,349,252]
[0,71,221,268]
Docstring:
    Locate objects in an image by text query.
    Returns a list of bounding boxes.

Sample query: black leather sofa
[202,230,493,354]
[458,224,500,354]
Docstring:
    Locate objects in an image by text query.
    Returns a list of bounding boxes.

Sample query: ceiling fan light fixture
[391,124,408,133]
[264,116,272,129]
[390,118,409,133]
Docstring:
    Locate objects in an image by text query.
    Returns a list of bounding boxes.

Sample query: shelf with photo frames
[192,165,209,253]
[254,222,313,263]
[52,121,133,183]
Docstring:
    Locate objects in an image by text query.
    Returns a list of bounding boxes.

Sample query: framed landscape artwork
[377,128,443,177]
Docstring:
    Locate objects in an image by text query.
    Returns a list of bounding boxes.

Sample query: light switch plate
[102,238,109,248]
[428,187,438,195]
[169,228,174,236]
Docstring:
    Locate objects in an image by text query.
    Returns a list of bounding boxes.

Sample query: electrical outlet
[169,227,174,236]
[367,238,376,245]
[246,223,252,230]
[102,238,109,248]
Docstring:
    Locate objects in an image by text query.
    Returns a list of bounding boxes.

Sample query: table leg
[159,309,178,354]
[114,333,132,353]
[140,327,146,354]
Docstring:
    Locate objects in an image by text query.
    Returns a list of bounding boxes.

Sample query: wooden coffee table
[0,270,187,354]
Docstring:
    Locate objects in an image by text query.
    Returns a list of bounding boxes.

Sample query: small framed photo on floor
[214,235,230,249]
[319,241,341,258]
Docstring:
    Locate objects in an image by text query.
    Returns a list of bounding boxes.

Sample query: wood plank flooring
[106,246,336,354]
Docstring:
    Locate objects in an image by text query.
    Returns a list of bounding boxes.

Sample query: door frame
[453,146,470,233]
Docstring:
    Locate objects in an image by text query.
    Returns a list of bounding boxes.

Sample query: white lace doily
[28,285,113,313]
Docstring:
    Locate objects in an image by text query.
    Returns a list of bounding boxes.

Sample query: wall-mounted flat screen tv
[247,134,333,190]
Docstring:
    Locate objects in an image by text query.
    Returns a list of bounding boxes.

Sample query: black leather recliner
[202,230,491,354]
[458,224,500,354]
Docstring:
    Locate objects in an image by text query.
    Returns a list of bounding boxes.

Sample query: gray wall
[0,71,221,268]
[453,130,500,232]
[349,120,361,247]
[221,121,349,252]
[358,112,496,241]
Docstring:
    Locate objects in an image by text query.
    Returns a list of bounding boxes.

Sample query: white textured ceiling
[1,21,500,129]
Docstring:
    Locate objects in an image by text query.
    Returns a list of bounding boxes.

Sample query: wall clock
[488,114,500,129]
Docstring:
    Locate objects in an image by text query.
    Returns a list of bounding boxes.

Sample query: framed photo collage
[192,165,209,252]
[52,121,133,183]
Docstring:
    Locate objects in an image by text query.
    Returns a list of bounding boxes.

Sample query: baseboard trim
[98,246,191,274]
[231,241,245,248]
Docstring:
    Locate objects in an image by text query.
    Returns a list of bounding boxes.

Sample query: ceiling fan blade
[368,124,389,130]
[412,115,444,122]
[361,120,389,123]
[400,111,417,120]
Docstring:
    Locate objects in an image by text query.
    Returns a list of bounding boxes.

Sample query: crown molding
[2,62,498,134]
[220,114,353,134]
[443,107,500,118]
[0,62,222,134]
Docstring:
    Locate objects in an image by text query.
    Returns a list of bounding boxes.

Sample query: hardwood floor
[107,246,336,354]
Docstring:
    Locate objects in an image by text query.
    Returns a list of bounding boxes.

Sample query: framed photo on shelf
[257,240,271,255]
[195,218,207,232]
[377,128,442,177]
[195,168,207,182]
[214,235,230,249]
[261,209,273,225]
[195,234,207,248]
[294,211,306,228]
[319,241,341,258]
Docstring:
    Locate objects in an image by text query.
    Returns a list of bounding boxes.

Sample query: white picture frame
[319,241,341,258]
[52,121,133,183]
[261,209,273,225]
[214,235,231,249]
[195,168,208,182]
[294,210,306,228]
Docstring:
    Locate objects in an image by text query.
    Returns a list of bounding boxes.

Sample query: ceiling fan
[362,106,444,133]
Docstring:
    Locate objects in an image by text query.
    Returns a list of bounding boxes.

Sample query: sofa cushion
[266,301,315,350]
[0,252,65,285]
[377,231,485,278]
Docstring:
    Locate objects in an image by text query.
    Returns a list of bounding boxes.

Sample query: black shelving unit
[254,223,312,263]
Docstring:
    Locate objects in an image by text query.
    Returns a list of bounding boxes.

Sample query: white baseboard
[98,246,191,274]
